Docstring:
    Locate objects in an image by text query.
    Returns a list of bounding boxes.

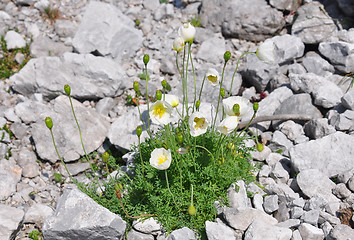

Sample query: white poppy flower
[256,39,276,65]
[222,96,252,120]
[173,36,185,52]
[178,22,196,42]
[217,116,239,135]
[205,68,219,87]
[189,112,209,137]
[149,100,173,125]
[164,94,179,108]
[150,148,172,170]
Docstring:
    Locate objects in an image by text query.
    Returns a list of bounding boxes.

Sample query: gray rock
[291,2,337,44]
[250,145,271,162]
[268,130,294,156]
[29,96,110,163]
[296,169,339,203]
[196,37,225,64]
[291,197,305,208]
[301,209,320,226]
[318,41,354,73]
[43,188,127,240]
[11,52,127,100]
[222,207,277,231]
[328,224,354,240]
[205,220,236,240]
[0,204,24,240]
[240,53,278,92]
[264,183,299,203]
[290,132,354,177]
[269,0,301,11]
[54,19,78,38]
[30,35,72,57]
[303,118,336,139]
[200,0,284,41]
[227,180,251,210]
[292,230,302,240]
[270,161,290,184]
[95,97,115,116]
[256,86,294,130]
[302,53,335,77]
[73,1,143,62]
[318,211,341,226]
[60,161,91,177]
[325,202,340,216]
[126,229,154,240]
[244,219,292,240]
[252,193,265,212]
[17,147,40,178]
[265,152,284,168]
[330,110,354,131]
[153,3,174,21]
[10,122,29,140]
[142,0,160,11]
[274,201,290,222]
[4,30,26,49]
[273,34,305,64]
[167,227,196,240]
[263,195,279,213]
[337,168,354,184]
[290,73,343,108]
[304,195,328,211]
[288,63,307,75]
[279,120,306,143]
[276,219,301,229]
[298,223,324,240]
[0,159,22,200]
[290,207,303,219]
[24,203,54,227]
[342,90,354,110]
[337,29,354,44]
[332,183,352,199]
[347,176,354,192]
[132,217,162,235]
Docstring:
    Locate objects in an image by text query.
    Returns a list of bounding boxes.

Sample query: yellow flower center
[153,103,166,119]
[157,154,168,165]
[207,75,217,84]
[194,117,206,130]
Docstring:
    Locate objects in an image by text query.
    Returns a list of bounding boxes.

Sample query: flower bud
[218,157,225,165]
[176,132,184,145]
[253,102,259,112]
[156,90,162,100]
[133,81,139,93]
[188,204,196,216]
[227,142,235,150]
[136,126,143,137]
[256,143,264,152]
[64,84,71,96]
[102,152,109,163]
[220,88,225,98]
[115,183,123,192]
[232,104,240,117]
[195,100,200,110]
[161,80,167,89]
[45,117,53,129]
[143,54,149,65]
[173,36,185,52]
[224,51,231,63]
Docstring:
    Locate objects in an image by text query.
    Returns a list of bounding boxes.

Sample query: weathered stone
[205,220,236,240]
[269,0,301,11]
[95,97,116,116]
[0,204,24,240]
[272,34,305,64]
[330,110,354,131]
[318,41,354,73]
[11,53,127,100]
[279,120,306,143]
[24,203,54,227]
[72,1,143,62]
[342,90,354,110]
[318,211,341,226]
[270,161,290,184]
[304,195,328,211]
[227,180,251,211]
[196,37,225,64]
[54,19,78,38]
[302,52,335,77]
[244,219,292,240]
[167,227,196,240]
[43,188,127,240]
[290,132,354,177]
[332,183,352,199]
[126,229,154,240]
[291,2,337,44]
[328,223,354,240]
[276,219,301,229]
[268,130,294,156]
[298,223,324,240]
[263,195,279,214]
[303,118,336,139]
[4,30,26,49]
[296,169,339,203]
[290,207,303,219]
[0,159,22,200]
[30,35,72,57]
[301,209,320,226]
[132,217,162,235]
[264,183,299,203]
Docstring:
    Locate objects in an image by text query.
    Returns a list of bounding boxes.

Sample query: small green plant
[338,72,354,93]
[28,230,43,240]
[138,73,150,81]
[190,16,201,28]
[53,173,63,183]
[160,0,168,3]
[0,35,31,79]
[135,19,141,28]
[42,5,60,24]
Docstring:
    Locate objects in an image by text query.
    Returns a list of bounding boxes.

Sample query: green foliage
[53,173,62,183]
[28,230,43,240]
[138,73,150,81]
[0,35,31,79]
[160,0,168,3]
[135,19,141,27]
[338,72,354,93]
[189,16,201,28]
[87,121,256,236]
[42,6,60,24]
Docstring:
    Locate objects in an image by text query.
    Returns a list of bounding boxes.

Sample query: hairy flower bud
[102,152,109,163]
[224,51,231,63]
[176,132,184,145]
[133,81,139,93]
[188,204,196,216]
[143,54,149,65]
[64,84,71,96]
[195,100,200,110]
[45,117,53,129]
[156,90,162,100]
[220,88,225,98]
[161,80,167,89]
[136,126,143,137]
[253,102,259,112]
[233,104,240,117]
[256,143,264,152]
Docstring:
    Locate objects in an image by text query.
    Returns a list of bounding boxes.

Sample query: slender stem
[211,62,227,132]
[136,101,151,137]
[188,43,197,112]
[182,46,186,118]
[184,44,190,117]
[145,64,151,132]
[190,184,194,206]
[236,112,256,139]
[138,136,144,177]
[68,96,103,192]
[228,51,255,97]
[198,76,206,104]
[165,170,178,208]
[192,145,216,182]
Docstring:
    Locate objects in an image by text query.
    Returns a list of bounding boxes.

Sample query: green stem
[68,96,103,192]
[228,51,255,97]
[136,101,151,138]
[138,136,144,177]
[211,62,227,132]
[165,170,178,209]
[198,76,206,104]
[236,112,257,139]
[192,145,216,182]
[145,63,151,133]
[188,43,197,112]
